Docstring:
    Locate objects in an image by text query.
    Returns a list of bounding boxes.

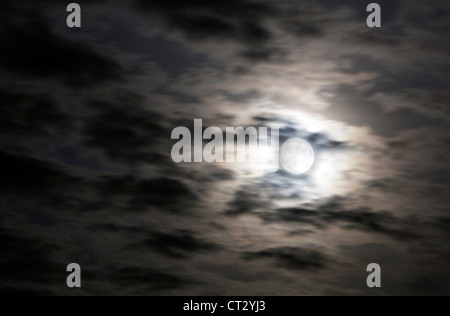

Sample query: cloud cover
[0,0,449,295]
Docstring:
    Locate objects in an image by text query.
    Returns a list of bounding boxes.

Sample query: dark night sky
[0,0,449,295]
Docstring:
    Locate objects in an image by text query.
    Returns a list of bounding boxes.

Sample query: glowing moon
[280,138,315,175]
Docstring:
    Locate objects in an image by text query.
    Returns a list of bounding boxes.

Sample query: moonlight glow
[280,138,315,175]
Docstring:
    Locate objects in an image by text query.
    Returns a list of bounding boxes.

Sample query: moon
[280,138,315,175]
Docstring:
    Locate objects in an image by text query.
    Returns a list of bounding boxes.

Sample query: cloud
[240,46,287,63]
[370,89,450,122]
[221,89,263,103]
[0,22,123,87]
[261,207,323,227]
[225,187,269,216]
[0,151,80,198]
[256,198,419,241]
[435,217,450,234]
[100,176,198,212]
[109,266,194,293]
[244,247,330,271]
[324,84,445,137]
[250,115,347,149]
[129,178,198,212]
[0,89,70,137]
[135,0,275,45]
[322,209,418,241]
[0,227,60,290]
[84,98,168,164]
[0,0,449,296]
[406,272,450,296]
[143,230,221,258]
[133,0,330,65]
[89,223,150,235]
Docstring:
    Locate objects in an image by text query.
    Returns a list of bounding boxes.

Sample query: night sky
[0,0,449,295]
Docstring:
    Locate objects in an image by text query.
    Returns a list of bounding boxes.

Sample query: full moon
[280,138,315,175]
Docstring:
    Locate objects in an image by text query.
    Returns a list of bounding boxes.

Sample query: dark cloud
[0,0,449,296]
[135,0,329,51]
[244,247,330,271]
[0,151,80,198]
[352,31,401,47]
[0,2,31,21]
[226,188,268,216]
[240,46,287,63]
[0,22,123,87]
[0,228,60,290]
[135,36,207,77]
[322,209,418,241]
[405,5,450,33]
[130,178,197,212]
[283,20,324,38]
[0,149,91,216]
[304,132,346,150]
[262,207,323,227]
[109,267,193,293]
[143,230,221,258]
[132,0,336,71]
[84,98,168,164]
[255,198,419,242]
[135,0,277,56]
[198,262,277,283]
[195,168,236,182]
[222,89,263,103]
[406,273,450,296]
[100,176,197,212]
[278,4,328,38]
[136,0,274,18]
[434,217,450,235]
[90,223,149,235]
[0,89,70,137]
